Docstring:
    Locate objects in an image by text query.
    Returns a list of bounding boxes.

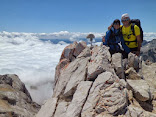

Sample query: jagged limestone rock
[66,81,92,117]
[36,42,156,117]
[81,72,121,117]
[53,58,86,98]
[95,81,128,116]
[60,41,87,62]
[126,105,156,117]
[141,39,156,62]
[36,98,58,117]
[53,101,69,117]
[77,47,91,58]
[125,67,142,80]
[0,74,40,117]
[128,53,140,71]
[54,41,87,90]
[64,57,89,97]
[127,79,152,101]
[111,53,123,78]
[95,112,113,117]
[87,46,114,81]
[142,62,156,86]
[112,53,122,68]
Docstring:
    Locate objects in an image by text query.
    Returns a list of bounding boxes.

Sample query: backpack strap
[131,23,135,36]
[124,40,137,45]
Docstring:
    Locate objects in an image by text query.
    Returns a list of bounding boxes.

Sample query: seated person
[103,19,130,58]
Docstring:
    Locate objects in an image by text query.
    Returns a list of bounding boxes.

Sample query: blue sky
[0,0,156,33]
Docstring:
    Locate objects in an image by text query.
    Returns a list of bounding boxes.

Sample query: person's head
[121,13,131,27]
[113,19,120,29]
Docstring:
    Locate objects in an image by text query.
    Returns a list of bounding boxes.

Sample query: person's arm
[136,35,142,56]
[134,25,141,56]
[121,36,130,53]
[104,30,111,45]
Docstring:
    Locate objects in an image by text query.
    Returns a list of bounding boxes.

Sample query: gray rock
[54,101,69,117]
[66,81,92,117]
[54,42,87,90]
[125,67,142,80]
[112,53,122,69]
[95,112,113,117]
[54,58,70,89]
[142,62,156,85]
[81,72,116,117]
[77,47,91,58]
[111,53,123,79]
[95,82,128,115]
[141,39,156,62]
[0,74,40,117]
[60,41,87,62]
[127,79,152,101]
[53,42,88,98]
[64,57,89,97]
[127,105,156,117]
[36,43,156,117]
[87,46,114,81]
[128,53,140,71]
[53,58,85,98]
[36,98,58,117]
[73,41,87,57]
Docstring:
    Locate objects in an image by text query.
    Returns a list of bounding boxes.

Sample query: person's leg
[122,52,128,59]
[109,49,115,56]
[130,47,138,54]
[120,50,128,59]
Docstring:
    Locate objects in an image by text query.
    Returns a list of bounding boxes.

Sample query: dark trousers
[109,47,138,59]
[130,47,138,51]
[109,49,128,59]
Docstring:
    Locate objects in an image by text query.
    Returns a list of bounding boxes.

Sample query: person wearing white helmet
[121,13,142,56]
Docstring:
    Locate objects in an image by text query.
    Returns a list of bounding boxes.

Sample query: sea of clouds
[0,31,155,104]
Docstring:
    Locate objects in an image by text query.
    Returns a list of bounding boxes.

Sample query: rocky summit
[0,74,40,117]
[141,39,156,62]
[36,41,156,117]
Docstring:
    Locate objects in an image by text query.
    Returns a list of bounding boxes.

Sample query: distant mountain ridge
[141,39,156,62]
[39,38,103,44]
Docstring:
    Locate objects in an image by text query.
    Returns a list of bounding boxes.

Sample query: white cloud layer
[0,31,155,41]
[0,31,155,104]
[143,32,156,41]
[0,31,104,41]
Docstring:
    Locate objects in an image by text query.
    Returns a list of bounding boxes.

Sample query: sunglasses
[122,18,130,22]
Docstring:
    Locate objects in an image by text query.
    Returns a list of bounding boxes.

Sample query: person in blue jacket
[103,19,130,59]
